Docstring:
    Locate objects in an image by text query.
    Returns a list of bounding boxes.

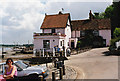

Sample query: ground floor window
[43,40,50,49]
[61,41,62,46]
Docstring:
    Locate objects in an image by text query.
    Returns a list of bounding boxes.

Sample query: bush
[76,41,82,48]
[114,28,120,38]
[110,36,120,46]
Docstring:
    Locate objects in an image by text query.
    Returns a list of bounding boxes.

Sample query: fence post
[52,71,56,81]
[59,67,63,80]
[54,60,56,68]
[62,65,65,75]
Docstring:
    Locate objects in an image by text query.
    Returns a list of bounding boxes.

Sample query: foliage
[76,30,104,48]
[94,12,105,19]
[109,27,120,51]
[105,2,120,37]
[94,2,120,37]
[110,36,120,46]
[113,28,120,38]
[104,5,114,18]
[76,41,82,48]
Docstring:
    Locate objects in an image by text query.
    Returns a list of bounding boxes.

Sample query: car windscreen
[14,61,28,69]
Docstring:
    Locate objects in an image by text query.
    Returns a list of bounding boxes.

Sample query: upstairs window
[52,28,55,33]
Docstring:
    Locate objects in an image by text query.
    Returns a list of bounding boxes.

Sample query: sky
[0,0,113,45]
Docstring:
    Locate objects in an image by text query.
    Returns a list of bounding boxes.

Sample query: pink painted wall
[76,31,80,37]
[71,31,80,38]
[99,30,111,46]
[71,31,75,37]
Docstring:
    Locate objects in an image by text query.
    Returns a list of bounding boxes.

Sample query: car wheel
[28,74,39,80]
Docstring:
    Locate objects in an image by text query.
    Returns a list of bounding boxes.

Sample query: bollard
[60,52,62,57]
[59,61,63,67]
[62,65,65,75]
[54,61,57,68]
[2,54,4,59]
[62,60,64,65]
[59,67,63,80]
[52,71,56,81]
[39,75,43,81]
[56,61,60,69]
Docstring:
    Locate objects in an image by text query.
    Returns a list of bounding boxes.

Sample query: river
[0,47,13,62]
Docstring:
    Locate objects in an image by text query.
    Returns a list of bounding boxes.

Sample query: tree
[113,28,120,38]
[104,5,114,18]
[103,1,120,38]
[94,12,105,19]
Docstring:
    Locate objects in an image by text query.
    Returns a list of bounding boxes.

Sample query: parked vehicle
[0,60,48,79]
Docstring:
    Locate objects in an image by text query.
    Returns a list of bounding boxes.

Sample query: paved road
[65,47,118,79]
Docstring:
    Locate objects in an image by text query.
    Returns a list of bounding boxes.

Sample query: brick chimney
[58,11,63,14]
[89,10,94,20]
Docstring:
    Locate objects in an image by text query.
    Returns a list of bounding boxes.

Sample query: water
[0,47,12,52]
[0,47,13,56]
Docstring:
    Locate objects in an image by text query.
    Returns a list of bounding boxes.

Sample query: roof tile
[71,18,111,31]
[41,13,70,29]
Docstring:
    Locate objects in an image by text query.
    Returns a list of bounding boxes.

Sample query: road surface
[65,47,118,79]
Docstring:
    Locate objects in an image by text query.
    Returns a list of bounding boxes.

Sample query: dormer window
[52,28,55,33]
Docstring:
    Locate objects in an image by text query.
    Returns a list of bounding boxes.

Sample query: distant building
[33,10,111,51]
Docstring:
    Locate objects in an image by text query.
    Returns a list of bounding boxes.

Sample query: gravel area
[46,63,77,81]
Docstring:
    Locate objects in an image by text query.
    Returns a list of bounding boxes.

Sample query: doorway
[71,40,74,49]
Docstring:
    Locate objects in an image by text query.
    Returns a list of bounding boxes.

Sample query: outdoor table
[0,75,6,81]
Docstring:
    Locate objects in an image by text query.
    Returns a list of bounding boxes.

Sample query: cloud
[0,0,112,44]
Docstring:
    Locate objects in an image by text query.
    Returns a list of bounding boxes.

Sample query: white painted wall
[34,35,65,50]
[34,38,43,50]
[65,19,71,49]
[99,30,111,46]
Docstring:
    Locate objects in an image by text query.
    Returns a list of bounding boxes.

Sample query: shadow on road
[102,51,120,56]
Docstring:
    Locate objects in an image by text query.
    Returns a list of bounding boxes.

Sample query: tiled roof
[41,13,70,29]
[71,18,111,31]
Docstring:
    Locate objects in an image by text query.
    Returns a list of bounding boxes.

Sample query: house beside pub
[71,10,111,48]
[33,10,111,53]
